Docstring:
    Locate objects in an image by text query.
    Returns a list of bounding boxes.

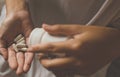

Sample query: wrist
[5,0,28,15]
[6,10,30,20]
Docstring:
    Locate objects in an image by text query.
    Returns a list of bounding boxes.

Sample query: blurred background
[0,0,4,14]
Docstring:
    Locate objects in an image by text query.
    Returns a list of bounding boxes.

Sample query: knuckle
[31,47,36,51]
[9,52,16,58]
[25,62,31,66]
[45,43,55,52]
[20,55,24,59]
[17,53,24,59]
[52,25,61,31]
[71,42,81,51]
[32,45,40,51]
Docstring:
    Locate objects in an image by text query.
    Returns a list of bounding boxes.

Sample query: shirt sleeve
[91,0,120,27]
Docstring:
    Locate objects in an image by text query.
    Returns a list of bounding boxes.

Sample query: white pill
[14,34,24,42]
[13,44,18,52]
[19,48,27,52]
[16,43,27,48]
[17,40,26,44]
[16,37,25,43]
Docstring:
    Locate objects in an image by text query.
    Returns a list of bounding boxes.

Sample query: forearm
[5,0,28,15]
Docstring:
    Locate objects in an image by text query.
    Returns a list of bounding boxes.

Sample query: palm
[0,11,34,74]
[0,13,33,46]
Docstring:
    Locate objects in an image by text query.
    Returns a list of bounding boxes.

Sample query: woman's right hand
[28,24,120,76]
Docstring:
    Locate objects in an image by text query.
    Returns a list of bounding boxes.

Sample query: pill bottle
[28,28,68,58]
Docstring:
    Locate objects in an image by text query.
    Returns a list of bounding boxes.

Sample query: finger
[8,47,18,70]
[42,24,84,36]
[0,40,8,60]
[23,52,34,72]
[28,41,74,54]
[36,53,46,60]
[16,52,24,75]
[40,57,77,70]
[0,48,8,60]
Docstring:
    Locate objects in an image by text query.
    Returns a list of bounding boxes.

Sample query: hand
[28,24,120,76]
[0,11,34,75]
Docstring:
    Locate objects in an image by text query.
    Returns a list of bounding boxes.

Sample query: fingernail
[42,24,52,30]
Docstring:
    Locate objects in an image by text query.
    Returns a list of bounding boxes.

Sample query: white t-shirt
[0,0,119,77]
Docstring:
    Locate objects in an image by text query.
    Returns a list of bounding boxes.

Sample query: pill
[16,37,25,43]
[19,48,28,52]
[13,43,19,52]
[14,34,24,42]
[16,43,27,48]
[17,40,25,44]
[13,34,28,53]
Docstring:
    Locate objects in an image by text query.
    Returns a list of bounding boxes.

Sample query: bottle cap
[29,28,45,46]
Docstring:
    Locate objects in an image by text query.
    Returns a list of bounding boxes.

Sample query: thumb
[0,48,8,60]
[42,24,84,36]
[0,40,8,60]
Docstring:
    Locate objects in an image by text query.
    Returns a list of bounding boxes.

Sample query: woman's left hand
[28,24,120,76]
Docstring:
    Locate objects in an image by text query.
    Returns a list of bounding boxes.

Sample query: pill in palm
[19,48,28,52]
[17,40,25,44]
[14,34,24,42]
[13,43,19,52]
[16,43,27,48]
[16,37,25,43]
[13,34,28,52]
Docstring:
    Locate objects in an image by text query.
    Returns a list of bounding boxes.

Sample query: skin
[0,0,34,75]
[28,24,120,76]
[1,0,119,76]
